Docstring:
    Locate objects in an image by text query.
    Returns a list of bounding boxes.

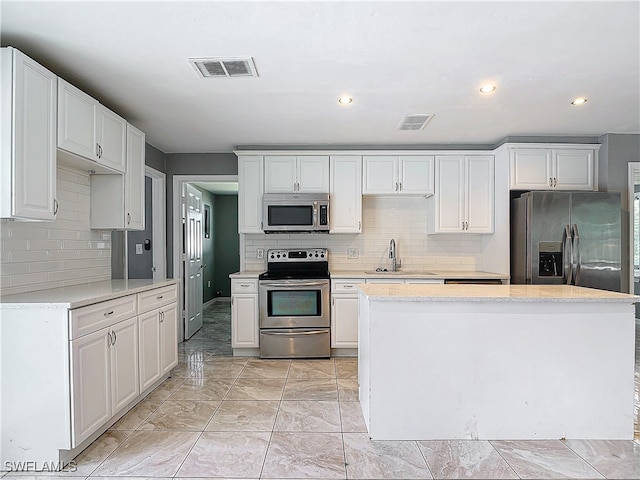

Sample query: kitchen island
[357,284,637,441]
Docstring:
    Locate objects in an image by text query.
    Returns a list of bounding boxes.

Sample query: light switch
[135,244,143,255]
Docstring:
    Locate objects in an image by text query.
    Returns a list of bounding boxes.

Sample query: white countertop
[0,279,179,309]
[358,283,640,303]
[331,269,507,280]
[229,270,508,280]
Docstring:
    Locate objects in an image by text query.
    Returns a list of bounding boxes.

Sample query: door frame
[628,162,640,294]
[146,166,166,280]
[172,175,238,341]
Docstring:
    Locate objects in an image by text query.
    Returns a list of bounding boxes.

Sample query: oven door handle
[260,281,327,287]
[261,330,327,336]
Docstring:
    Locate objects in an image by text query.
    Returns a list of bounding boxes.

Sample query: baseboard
[203,297,231,308]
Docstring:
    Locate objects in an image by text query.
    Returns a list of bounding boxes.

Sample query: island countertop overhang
[357,283,639,303]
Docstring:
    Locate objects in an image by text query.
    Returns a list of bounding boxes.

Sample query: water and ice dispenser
[538,241,563,277]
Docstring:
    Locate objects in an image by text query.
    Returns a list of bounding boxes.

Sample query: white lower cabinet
[138,302,178,392]
[231,279,259,349]
[71,315,138,446]
[330,279,364,349]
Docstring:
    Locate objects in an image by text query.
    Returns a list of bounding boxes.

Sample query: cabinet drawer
[231,279,258,294]
[137,284,178,314]
[70,295,137,339]
[331,279,363,293]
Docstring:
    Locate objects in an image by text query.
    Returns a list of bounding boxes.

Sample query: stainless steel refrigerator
[510,191,622,292]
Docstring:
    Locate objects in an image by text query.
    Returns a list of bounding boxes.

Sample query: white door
[183,184,203,339]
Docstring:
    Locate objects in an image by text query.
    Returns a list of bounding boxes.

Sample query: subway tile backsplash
[0,166,112,295]
[244,196,483,272]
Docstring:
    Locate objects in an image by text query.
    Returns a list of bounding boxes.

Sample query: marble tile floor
[4,304,640,480]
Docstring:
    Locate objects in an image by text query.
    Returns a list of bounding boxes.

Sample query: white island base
[357,284,636,440]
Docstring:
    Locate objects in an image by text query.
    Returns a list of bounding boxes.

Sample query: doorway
[172,175,239,343]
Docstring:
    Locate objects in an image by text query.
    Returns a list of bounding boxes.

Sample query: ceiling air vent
[189,57,258,78]
[397,114,434,131]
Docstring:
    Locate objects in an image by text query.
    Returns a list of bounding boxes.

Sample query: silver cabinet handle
[106,332,112,347]
[96,143,100,158]
[553,177,557,188]
[549,177,553,187]
[112,330,117,345]
[157,295,164,300]
[127,213,131,225]
[104,310,114,317]
[399,182,402,191]
[53,199,59,215]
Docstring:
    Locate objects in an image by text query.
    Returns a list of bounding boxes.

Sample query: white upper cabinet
[330,155,362,233]
[362,155,434,195]
[0,47,57,221]
[509,145,597,190]
[427,155,494,234]
[57,78,126,173]
[264,155,329,193]
[238,155,264,233]
[124,124,145,230]
[90,123,145,230]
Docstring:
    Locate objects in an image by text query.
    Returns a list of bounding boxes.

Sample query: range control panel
[267,248,328,263]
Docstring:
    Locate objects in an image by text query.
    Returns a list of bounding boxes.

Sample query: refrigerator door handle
[563,224,573,285]
[572,224,581,284]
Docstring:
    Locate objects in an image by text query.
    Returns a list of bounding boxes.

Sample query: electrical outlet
[347,248,359,259]
[208,281,211,287]
[257,248,264,259]
[135,244,143,255]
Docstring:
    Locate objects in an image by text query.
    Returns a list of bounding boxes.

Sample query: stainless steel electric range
[258,248,330,358]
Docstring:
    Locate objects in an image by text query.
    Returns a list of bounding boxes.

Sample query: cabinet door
[553,149,594,190]
[71,327,111,446]
[331,295,358,348]
[264,156,296,193]
[399,156,434,195]
[110,317,139,414]
[329,155,362,233]
[432,156,465,232]
[297,155,330,193]
[231,294,259,348]
[2,48,57,220]
[362,156,398,194]
[238,155,264,233]
[96,106,126,173]
[160,303,178,375]
[138,309,162,392]
[125,124,145,230]
[509,149,552,189]
[465,156,494,233]
[57,78,98,160]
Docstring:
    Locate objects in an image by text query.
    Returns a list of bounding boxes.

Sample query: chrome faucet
[389,238,397,272]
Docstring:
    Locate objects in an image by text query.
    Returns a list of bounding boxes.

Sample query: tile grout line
[487,440,524,480]
[559,440,608,480]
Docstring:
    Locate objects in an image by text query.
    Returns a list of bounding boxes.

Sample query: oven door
[259,279,330,328]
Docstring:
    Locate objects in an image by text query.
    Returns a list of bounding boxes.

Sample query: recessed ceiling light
[479,84,496,94]
[571,97,588,105]
[338,96,353,105]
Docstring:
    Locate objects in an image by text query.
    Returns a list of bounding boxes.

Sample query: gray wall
[214,195,240,297]
[165,153,238,277]
[598,133,640,292]
[127,176,154,279]
[145,143,166,173]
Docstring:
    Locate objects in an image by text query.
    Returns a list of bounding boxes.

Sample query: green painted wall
[214,195,239,297]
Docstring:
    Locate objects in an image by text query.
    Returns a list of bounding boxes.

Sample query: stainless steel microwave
[262,193,329,233]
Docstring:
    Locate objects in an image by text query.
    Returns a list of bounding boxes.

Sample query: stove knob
[321,253,325,258]
[283,253,287,257]
[277,254,281,258]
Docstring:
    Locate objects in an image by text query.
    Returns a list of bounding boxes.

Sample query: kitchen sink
[364,270,437,275]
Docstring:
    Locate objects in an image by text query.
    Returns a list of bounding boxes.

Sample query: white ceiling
[2,1,639,154]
